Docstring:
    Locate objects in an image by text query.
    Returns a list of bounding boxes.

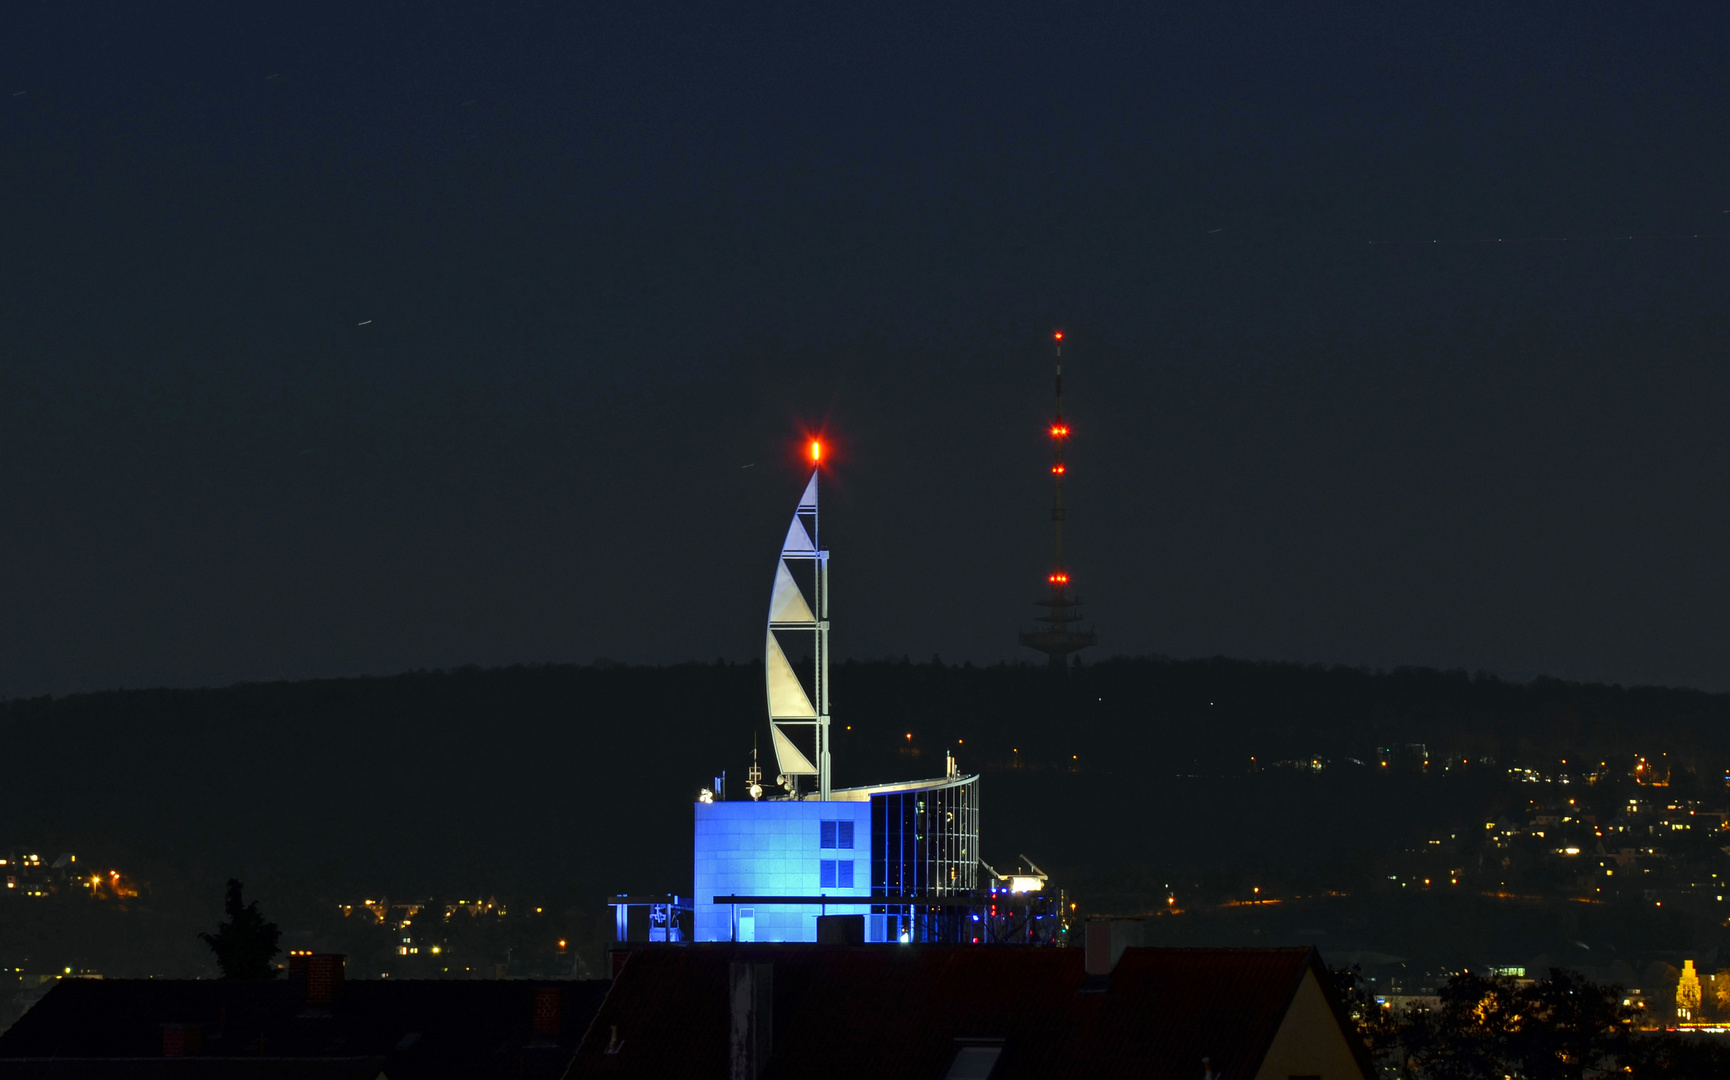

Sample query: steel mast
[813,447,831,800]
[1020,331,1097,668]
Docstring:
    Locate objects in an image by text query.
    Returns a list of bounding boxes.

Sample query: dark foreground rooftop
[0,976,609,1080]
[571,943,1372,1080]
[0,941,1372,1080]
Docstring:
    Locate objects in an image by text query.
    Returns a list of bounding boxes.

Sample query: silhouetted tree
[199,879,280,979]
[1711,968,1730,1019]
[1368,969,1634,1080]
[1400,971,1517,1080]
[1510,969,1631,1080]
[1328,965,1404,1073]
[1622,1032,1730,1077]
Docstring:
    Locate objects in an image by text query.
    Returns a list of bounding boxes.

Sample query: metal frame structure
[607,894,692,943]
[869,773,979,942]
[707,884,1067,947]
[1021,331,1097,667]
[766,461,832,800]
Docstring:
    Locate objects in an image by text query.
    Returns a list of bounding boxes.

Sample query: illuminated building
[1677,959,1702,1020]
[1020,331,1097,667]
[681,447,1012,945]
[692,799,872,942]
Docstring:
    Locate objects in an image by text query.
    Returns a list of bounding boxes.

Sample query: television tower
[1020,331,1097,668]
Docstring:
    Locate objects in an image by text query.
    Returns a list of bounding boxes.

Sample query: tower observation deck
[1020,331,1097,668]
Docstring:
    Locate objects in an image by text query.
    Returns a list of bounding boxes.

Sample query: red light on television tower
[808,439,823,465]
[1020,331,1096,667]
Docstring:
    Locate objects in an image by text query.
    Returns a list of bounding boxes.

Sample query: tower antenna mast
[1020,331,1097,668]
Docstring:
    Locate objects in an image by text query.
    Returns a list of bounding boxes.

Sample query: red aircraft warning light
[1054,331,1064,341]
[1051,464,1066,475]
[809,439,823,464]
[1048,572,1069,585]
[1049,424,1070,438]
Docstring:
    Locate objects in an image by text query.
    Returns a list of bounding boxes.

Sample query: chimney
[161,1023,203,1057]
[816,914,864,945]
[728,962,772,1080]
[533,987,562,1038]
[304,954,345,1006]
[1081,920,1112,992]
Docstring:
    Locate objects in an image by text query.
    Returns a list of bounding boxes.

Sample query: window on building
[821,860,836,888]
[821,820,856,849]
[820,860,855,889]
[838,860,854,887]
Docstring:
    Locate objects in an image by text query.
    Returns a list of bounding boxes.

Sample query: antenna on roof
[748,733,764,801]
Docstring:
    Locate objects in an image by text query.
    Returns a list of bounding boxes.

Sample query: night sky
[5,4,1730,698]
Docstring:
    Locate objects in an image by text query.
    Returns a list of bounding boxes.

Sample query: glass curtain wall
[870,776,979,942]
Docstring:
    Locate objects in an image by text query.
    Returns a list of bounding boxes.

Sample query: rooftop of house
[0,973,609,1080]
[570,943,1372,1080]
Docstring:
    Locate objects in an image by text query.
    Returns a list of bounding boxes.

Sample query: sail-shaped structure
[680,448,1049,947]
[765,469,831,799]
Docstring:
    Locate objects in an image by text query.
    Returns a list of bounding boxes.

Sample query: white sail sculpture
[765,468,831,800]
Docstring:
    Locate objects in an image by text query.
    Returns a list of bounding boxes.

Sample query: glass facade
[870,775,980,943]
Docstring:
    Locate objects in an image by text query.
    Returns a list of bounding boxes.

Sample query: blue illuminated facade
[693,800,873,942]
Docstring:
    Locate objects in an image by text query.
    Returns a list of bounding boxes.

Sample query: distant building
[1677,959,1702,1021]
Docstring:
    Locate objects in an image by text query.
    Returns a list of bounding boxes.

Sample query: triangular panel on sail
[768,560,816,624]
[765,630,817,718]
[782,516,815,554]
[797,470,818,510]
[770,722,818,775]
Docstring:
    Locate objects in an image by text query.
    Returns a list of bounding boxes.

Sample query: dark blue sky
[5,3,1730,696]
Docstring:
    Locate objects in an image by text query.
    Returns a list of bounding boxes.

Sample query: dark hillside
[3,656,1724,897]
